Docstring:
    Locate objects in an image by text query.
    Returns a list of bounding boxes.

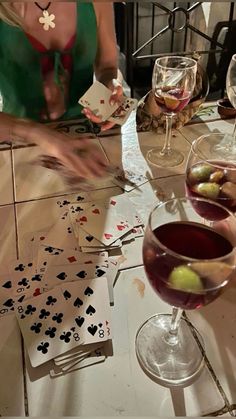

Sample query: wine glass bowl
[147,56,197,168]
[136,196,236,385]
[186,133,236,220]
[226,54,236,109]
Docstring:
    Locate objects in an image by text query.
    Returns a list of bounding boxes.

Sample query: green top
[0,2,97,121]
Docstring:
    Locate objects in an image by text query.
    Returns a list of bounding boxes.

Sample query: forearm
[95,68,124,92]
[95,67,118,87]
[0,112,62,152]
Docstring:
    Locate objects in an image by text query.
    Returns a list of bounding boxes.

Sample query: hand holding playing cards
[81,80,123,131]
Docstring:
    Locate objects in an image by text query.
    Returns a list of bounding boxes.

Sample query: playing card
[54,342,104,365]
[7,256,39,297]
[105,257,120,305]
[101,195,144,227]
[78,81,119,122]
[112,168,148,192]
[55,193,91,209]
[108,97,138,125]
[80,244,122,253]
[39,261,108,291]
[50,348,106,377]
[22,230,49,259]
[69,202,93,238]
[79,203,133,246]
[0,273,28,316]
[78,229,122,249]
[36,247,108,273]
[16,278,111,367]
[43,210,79,251]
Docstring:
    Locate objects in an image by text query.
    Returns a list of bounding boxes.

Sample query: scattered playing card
[16,278,111,367]
[50,347,106,377]
[78,81,119,122]
[43,210,79,251]
[79,203,132,246]
[108,97,138,125]
[112,169,148,192]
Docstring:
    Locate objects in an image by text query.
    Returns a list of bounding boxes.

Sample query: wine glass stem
[164,307,183,346]
[232,118,236,139]
[160,114,173,156]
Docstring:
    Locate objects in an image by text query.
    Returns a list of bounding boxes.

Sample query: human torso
[0,2,98,121]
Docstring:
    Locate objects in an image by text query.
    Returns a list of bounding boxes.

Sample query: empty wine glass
[226,53,236,151]
[136,196,236,386]
[147,56,197,168]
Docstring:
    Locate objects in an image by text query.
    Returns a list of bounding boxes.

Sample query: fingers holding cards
[78,81,137,126]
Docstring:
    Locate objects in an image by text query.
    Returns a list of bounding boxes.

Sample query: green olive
[169,265,203,292]
[188,164,213,184]
[209,170,224,183]
[221,182,236,204]
[193,182,220,200]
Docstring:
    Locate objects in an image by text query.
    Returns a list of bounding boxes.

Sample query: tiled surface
[180,118,235,145]
[0,315,25,416]
[187,280,236,406]
[0,112,236,416]
[16,187,121,257]
[24,266,226,416]
[13,140,113,202]
[0,204,17,265]
[99,125,191,181]
[0,205,23,416]
[0,149,14,205]
[13,145,69,202]
[116,267,229,417]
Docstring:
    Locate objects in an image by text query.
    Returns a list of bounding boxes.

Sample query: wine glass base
[146,147,184,168]
[210,134,236,159]
[135,314,205,387]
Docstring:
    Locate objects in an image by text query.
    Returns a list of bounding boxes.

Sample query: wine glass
[135,196,236,386]
[186,132,236,221]
[226,53,236,147]
[147,56,197,168]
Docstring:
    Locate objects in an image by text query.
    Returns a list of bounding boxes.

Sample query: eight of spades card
[16,278,111,367]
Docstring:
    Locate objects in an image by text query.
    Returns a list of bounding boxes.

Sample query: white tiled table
[0,107,236,417]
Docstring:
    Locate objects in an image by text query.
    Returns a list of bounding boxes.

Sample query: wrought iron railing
[115,2,235,97]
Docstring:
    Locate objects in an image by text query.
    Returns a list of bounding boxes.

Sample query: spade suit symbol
[87,324,98,336]
[84,286,93,296]
[74,297,83,308]
[57,272,67,281]
[75,316,85,327]
[86,305,96,316]
[3,281,12,289]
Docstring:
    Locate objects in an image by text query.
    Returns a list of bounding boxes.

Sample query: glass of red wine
[226,53,236,151]
[147,56,197,168]
[136,196,236,386]
[186,132,236,221]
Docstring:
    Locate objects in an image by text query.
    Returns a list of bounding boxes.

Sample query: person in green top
[0,2,123,179]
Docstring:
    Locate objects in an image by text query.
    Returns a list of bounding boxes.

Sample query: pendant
[38,10,55,31]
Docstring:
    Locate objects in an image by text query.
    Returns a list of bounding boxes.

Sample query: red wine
[154,86,191,114]
[143,221,233,310]
[186,161,236,220]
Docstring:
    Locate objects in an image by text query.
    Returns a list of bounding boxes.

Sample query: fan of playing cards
[0,193,144,376]
[79,81,138,125]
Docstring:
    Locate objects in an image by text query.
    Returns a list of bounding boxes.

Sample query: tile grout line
[10,145,29,417]
[10,145,19,259]
[183,313,232,414]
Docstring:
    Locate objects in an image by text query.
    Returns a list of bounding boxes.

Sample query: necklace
[35,2,55,31]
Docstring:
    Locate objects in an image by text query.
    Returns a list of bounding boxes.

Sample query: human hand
[35,127,109,179]
[82,79,123,131]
